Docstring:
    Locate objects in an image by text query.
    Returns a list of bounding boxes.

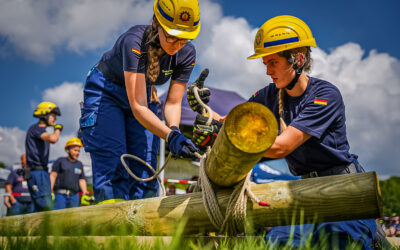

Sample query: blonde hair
[145,18,164,103]
[278,88,287,132]
[145,22,164,83]
[277,47,312,132]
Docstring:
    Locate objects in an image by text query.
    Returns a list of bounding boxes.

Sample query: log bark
[0,172,382,236]
[206,102,278,186]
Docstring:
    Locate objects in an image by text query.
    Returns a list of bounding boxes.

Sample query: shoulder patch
[191,61,195,66]
[314,97,327,106]
[253,91,259,98]
[131,48,141,55]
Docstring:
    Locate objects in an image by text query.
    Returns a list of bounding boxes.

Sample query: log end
[224,102,278,153]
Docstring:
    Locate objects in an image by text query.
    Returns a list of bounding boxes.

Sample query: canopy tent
[158,87,246,126]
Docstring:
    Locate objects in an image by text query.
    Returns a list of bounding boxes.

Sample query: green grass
[0,216,372,250]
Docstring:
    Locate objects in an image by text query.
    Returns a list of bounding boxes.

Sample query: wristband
[166,131,173,143]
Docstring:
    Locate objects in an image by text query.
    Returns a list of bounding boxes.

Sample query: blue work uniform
[249,77,376,249]
[6,169,34,215]
[25,123,53,211]
[52,157,86,209]
[80,25,195,203]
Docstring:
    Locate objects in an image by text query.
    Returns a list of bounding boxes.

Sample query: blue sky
[0,0,399,177]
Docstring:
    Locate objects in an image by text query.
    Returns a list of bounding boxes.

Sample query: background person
[26,102,63,211]
[80,0,201,204]
[50,138,88,210]
[4,154,34,216]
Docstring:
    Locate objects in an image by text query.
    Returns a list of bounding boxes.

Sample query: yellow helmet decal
[154,0,201,40]
[248,15,317,60]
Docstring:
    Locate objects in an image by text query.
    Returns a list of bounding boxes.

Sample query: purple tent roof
[158,87,246,126]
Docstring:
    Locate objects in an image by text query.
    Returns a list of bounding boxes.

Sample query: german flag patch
[191,61,196,66]
[131,48,141,55]
[314,97,327,105]
[253,91,259,98]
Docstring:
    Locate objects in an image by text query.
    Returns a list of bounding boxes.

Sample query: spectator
[186,176,198,194]
[4,154,34,215]
[167,183,176,196]
[50,138,89,209]
[393,216,400,237]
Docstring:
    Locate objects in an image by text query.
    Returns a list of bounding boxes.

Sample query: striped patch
[314,98,327,105]
[131,48,141,55]
[264,37,299,48]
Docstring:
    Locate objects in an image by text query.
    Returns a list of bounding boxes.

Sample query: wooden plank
[0,172,381,236]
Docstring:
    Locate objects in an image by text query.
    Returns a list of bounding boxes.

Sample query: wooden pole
[206,102,278,186]
[0,172,381,236]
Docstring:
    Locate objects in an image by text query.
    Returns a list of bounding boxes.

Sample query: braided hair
[277,47,312,132]
[145,20,164,83]
[144,18,164,103]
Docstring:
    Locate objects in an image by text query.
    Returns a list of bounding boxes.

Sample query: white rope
[121,83,269,235]
[194,147,269,235]
[193,86,213,126]
[120,153,172,197]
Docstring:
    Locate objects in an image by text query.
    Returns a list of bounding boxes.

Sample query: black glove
[167,130,199,159]
[187,69,210,113]
[192,114,222,150]
[54,124,63,132]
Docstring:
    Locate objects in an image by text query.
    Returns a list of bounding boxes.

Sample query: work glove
[81,194,91,206]
[192,114,222,150]
[54,124,63,132]
[167,130,198,159]
[51,193,55,201]
[187,68,210,113]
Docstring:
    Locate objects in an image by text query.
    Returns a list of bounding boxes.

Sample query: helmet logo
[179,11,191,22]
[255,30,263,46]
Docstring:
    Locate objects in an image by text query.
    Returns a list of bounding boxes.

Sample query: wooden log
[206,102,278,186]
[0,172,381,236]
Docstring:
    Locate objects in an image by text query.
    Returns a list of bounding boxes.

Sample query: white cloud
[0,83,91,167]
[0,127,26,166]
[0,0,153,62]
[193,0,269,98]
[40,82,92,166]
[310,44,400,176]
[39,82,83,134]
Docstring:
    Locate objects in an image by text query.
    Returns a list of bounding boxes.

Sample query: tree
[0,162,6,169]
[379,177,400,215]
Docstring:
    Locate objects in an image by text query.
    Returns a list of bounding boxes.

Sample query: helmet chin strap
[285,63,304,90]
[39,115,51,126]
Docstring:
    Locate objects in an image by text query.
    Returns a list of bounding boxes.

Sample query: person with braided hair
[80,0,201,204]
[191,15,381,249]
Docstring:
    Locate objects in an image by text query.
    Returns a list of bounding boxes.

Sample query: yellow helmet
[154,0,201,40]
[65,137,83,150]
[248,15,317,60]
[33,102,61,118]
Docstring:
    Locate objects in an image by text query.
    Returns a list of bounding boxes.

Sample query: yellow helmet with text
[248,15,317,60]
[154,0,201,40]
[65,137,83,150]
[33,102,61,118]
